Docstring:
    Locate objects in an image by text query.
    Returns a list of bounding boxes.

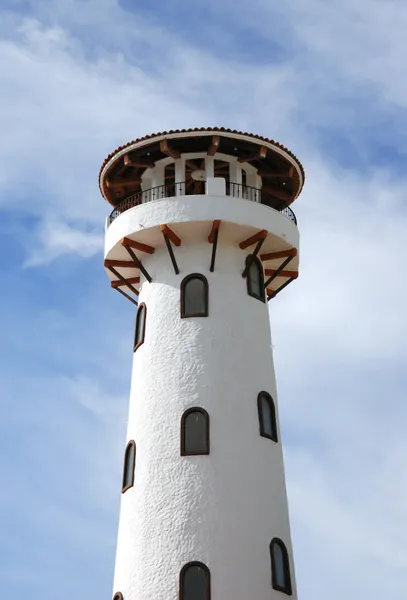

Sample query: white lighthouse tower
[99,128,304,600]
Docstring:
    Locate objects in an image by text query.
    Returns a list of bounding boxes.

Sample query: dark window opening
[180,562,211,600]
[181,408,210,456]
[113,594,123,600]
[181,274,209,318]
[270,538,292,595]
[122,440,136,493]
[245,255,265,302]
[258,392,278,442]
[134,302,146,351]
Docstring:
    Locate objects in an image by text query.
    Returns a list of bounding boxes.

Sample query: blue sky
[1,0,407,598]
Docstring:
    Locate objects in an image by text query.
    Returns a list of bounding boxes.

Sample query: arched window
[257,392,278,442]
[181,408,210,456]
[134,302,146,352]
[180,562,210,600]
[245,256,265,302]
[122,440,136,493]
[181,274,209,318]
[113,594,123,600]
[270,538,292,595]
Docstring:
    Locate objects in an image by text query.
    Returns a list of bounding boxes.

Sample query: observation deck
[100,128,305,304]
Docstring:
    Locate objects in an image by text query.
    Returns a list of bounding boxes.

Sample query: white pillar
[175,158,185,195]
[229,158,242,198]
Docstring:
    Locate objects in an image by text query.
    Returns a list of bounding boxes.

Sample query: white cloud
[2,1,407,599]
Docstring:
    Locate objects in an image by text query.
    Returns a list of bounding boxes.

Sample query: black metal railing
[108,181,297,226]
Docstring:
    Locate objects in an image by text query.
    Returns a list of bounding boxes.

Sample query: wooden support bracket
[107,266,139,296]
[260,248,297,261]
[160,138,180,159]
[104,259,137,268]
[115,287,138,306]
[208,220,221,272]
[264,255,295,288]
[267,277,296,301]
[160,224,181,247]
[111,277,140,288]
[207,135,220,156]
[265,269,298,279]
[123,246,153,283]
[121,237,155,255]
[239,229,268,250]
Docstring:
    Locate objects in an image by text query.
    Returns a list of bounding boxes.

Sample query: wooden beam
[111,277,140,288]
[208,220,221,243]
[106,178,141,189]
[104,259,137,268]
[121,237,155,255]
[209,221,221,272]
[265,269,298,279]
[207,135,220,156]
[124,154,155,168]
[261,248,297,261]
[160,138,180,159]
[160,224,181,247]
[107,266,139,296]
[241,236,266,278]
[239,229,268,250]
[238,145,267,163]
[264,255,295,288]
[115,287,138,305]
[267,277,296,301]
[123,246,152,283]
[162,232,179,275]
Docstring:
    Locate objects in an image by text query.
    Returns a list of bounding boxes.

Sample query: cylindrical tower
[100,128,305,600]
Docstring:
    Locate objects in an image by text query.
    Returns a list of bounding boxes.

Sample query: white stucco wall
[111,208,298,599]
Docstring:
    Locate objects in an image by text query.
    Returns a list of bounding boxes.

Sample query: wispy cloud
[1,0,407,598]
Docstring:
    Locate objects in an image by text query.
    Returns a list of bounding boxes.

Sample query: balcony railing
[107,181,297,226]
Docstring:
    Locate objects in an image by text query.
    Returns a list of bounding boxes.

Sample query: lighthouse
[99,128,304,600]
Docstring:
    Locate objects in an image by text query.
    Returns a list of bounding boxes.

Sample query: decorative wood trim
[107,266,139,296]
[257,392,278,442]
[180,562,211,600]
[180,407,210,456]
[115,287,138,306]
[111,276,140,288]
[238,145,267,163]
[261,248,297,261]
[162,231,179,275]
[124,153,155,168]
[245,256,266,303]
[264,269,298,279]
[104,259,137,268]
[123,246,153,283]
[267,277,296,301]
[208,220,221,272]
[122,440,136,494]
[160,138,180,159]
[239,229,268,250]
[241,237,266,278]
[134,302,147,352]
[160,224,181,247]
[180,273,209,318]
[121,237,155,254]
[207,135,220,156]
[208,220,221,243]
[264,255,295,289]
[270,538,292,595]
